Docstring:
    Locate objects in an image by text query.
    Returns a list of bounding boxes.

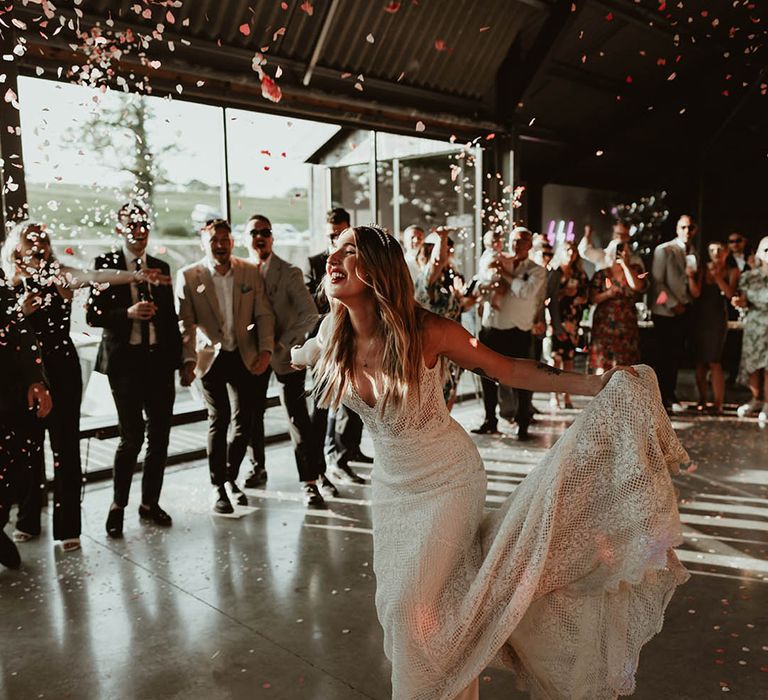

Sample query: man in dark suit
[87,203,182,538]
[245,214,337,507]
[0,271,52,567]
[306,207,372,484]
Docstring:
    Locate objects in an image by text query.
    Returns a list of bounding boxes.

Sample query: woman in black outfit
[1,221,166,552]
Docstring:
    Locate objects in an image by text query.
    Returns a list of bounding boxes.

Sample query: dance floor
[2,398,767,699]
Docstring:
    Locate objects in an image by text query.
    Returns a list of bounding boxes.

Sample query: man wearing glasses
[306,208,372,485]
[177,219,274,514]
[726,233,751,272]
[244,214,335,507]
[87,203,182,537]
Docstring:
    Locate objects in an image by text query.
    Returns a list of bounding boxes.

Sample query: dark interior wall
[541,184,621,245]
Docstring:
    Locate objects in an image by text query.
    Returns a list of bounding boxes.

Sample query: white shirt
[481,257,546,331]
[405,251,420,284]
[124,246,157,346]
[732,253,746,271]
[259,253,272,278]
[205,258,236,351]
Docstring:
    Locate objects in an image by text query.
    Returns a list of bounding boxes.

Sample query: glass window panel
[225,109,338,269]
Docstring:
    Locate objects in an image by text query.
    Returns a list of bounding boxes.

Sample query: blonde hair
[1,220,52,279]
[314,225,424,415]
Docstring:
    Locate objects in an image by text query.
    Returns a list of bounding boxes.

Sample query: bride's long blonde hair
[314,225,424,414]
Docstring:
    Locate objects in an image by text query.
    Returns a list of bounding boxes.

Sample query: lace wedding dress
[344,363,690,700]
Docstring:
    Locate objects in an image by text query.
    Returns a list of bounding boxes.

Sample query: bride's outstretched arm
[428,314,630,396]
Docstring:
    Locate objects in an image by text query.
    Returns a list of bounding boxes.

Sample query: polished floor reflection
[2,398,767,699]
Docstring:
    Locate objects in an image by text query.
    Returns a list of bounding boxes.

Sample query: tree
[65,94,175,211]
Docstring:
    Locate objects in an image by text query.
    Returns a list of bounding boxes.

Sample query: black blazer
[86,250,182,375]
[0,273,46,413]
[306,252,329,314]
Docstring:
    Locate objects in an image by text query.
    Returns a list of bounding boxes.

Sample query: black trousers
[108,347,175,507]
[324,405,363,466]
[250,368,324,483]
[479,326,534,428]
[651,312,691,406]
[16,348,82,540]
[201,350,258,487]
[0,408,45,534]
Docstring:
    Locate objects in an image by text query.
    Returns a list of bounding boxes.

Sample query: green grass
[26,182,309,238]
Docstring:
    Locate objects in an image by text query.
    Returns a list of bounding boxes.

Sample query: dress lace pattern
[344,363,690,700]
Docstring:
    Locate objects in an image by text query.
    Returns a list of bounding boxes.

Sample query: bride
[292,225,689,700]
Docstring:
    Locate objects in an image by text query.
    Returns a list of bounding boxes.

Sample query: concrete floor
[1,398,767,700]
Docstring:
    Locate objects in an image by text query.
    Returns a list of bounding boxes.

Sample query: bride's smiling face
[325,229,370,302]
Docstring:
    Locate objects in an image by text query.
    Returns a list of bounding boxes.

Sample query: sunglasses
[728,238,743,244]
[250,228,272,238]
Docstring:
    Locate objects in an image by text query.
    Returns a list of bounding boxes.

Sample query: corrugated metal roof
[39,0,541,101]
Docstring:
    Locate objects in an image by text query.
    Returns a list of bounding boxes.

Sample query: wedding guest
[530,234,554,269]
[650,214,699,412]
[403,224,425,283]
[733,235,768,421]
[177,219,274,514]
[692,242,739,413]
[476,230,510,311]
[588,241,647,374]
[244,214,334,508]
[724,232,751,385]
[472,227,546,439]
[3,218,168,550]
[579,220,644,271]
[87,204,181,538]
[0,270,52,568]
[726,232,751,272]
[306,208,370,484]
[545,241,589,409]
[415,229,474,407]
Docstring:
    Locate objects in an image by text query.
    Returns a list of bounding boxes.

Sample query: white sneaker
[759,404,768,422]
[737,399,761,417]
[671,402,685,414]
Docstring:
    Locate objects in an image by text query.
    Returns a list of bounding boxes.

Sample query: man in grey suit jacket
[245,214,336,507]
[650,214,699,410]
[177,219,274,514]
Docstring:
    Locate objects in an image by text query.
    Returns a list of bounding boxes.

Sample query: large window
[225,109,338,269]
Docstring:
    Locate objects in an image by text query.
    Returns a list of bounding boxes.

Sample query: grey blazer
[262,254,320,375]
[650,239,696,318]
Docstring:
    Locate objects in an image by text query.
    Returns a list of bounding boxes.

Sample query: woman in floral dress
[733,235,768,421]
[589,242,647,373]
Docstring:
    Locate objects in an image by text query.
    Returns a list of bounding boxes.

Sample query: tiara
[364,223,391,248]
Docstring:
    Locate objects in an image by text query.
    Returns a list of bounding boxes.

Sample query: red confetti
[260,75,282,103]
[434,39,446,51]
[64,247,74,255]
[605,12,613,21]
[626,75,633,83]
[384,1,401,12]
[658,1,666,10]
[239,23,251,37]
[300,1,314,15]
[485,133,496,140]
[281,1,288,8]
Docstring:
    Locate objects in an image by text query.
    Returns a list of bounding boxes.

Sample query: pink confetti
[300,1,314,15]
[434,39,446,51]
[384,1,401,12]
[239,23,251,37]
[656,291,668,305]
[261,75,282,103]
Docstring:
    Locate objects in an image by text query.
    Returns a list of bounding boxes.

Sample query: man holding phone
[650,214,699,412]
